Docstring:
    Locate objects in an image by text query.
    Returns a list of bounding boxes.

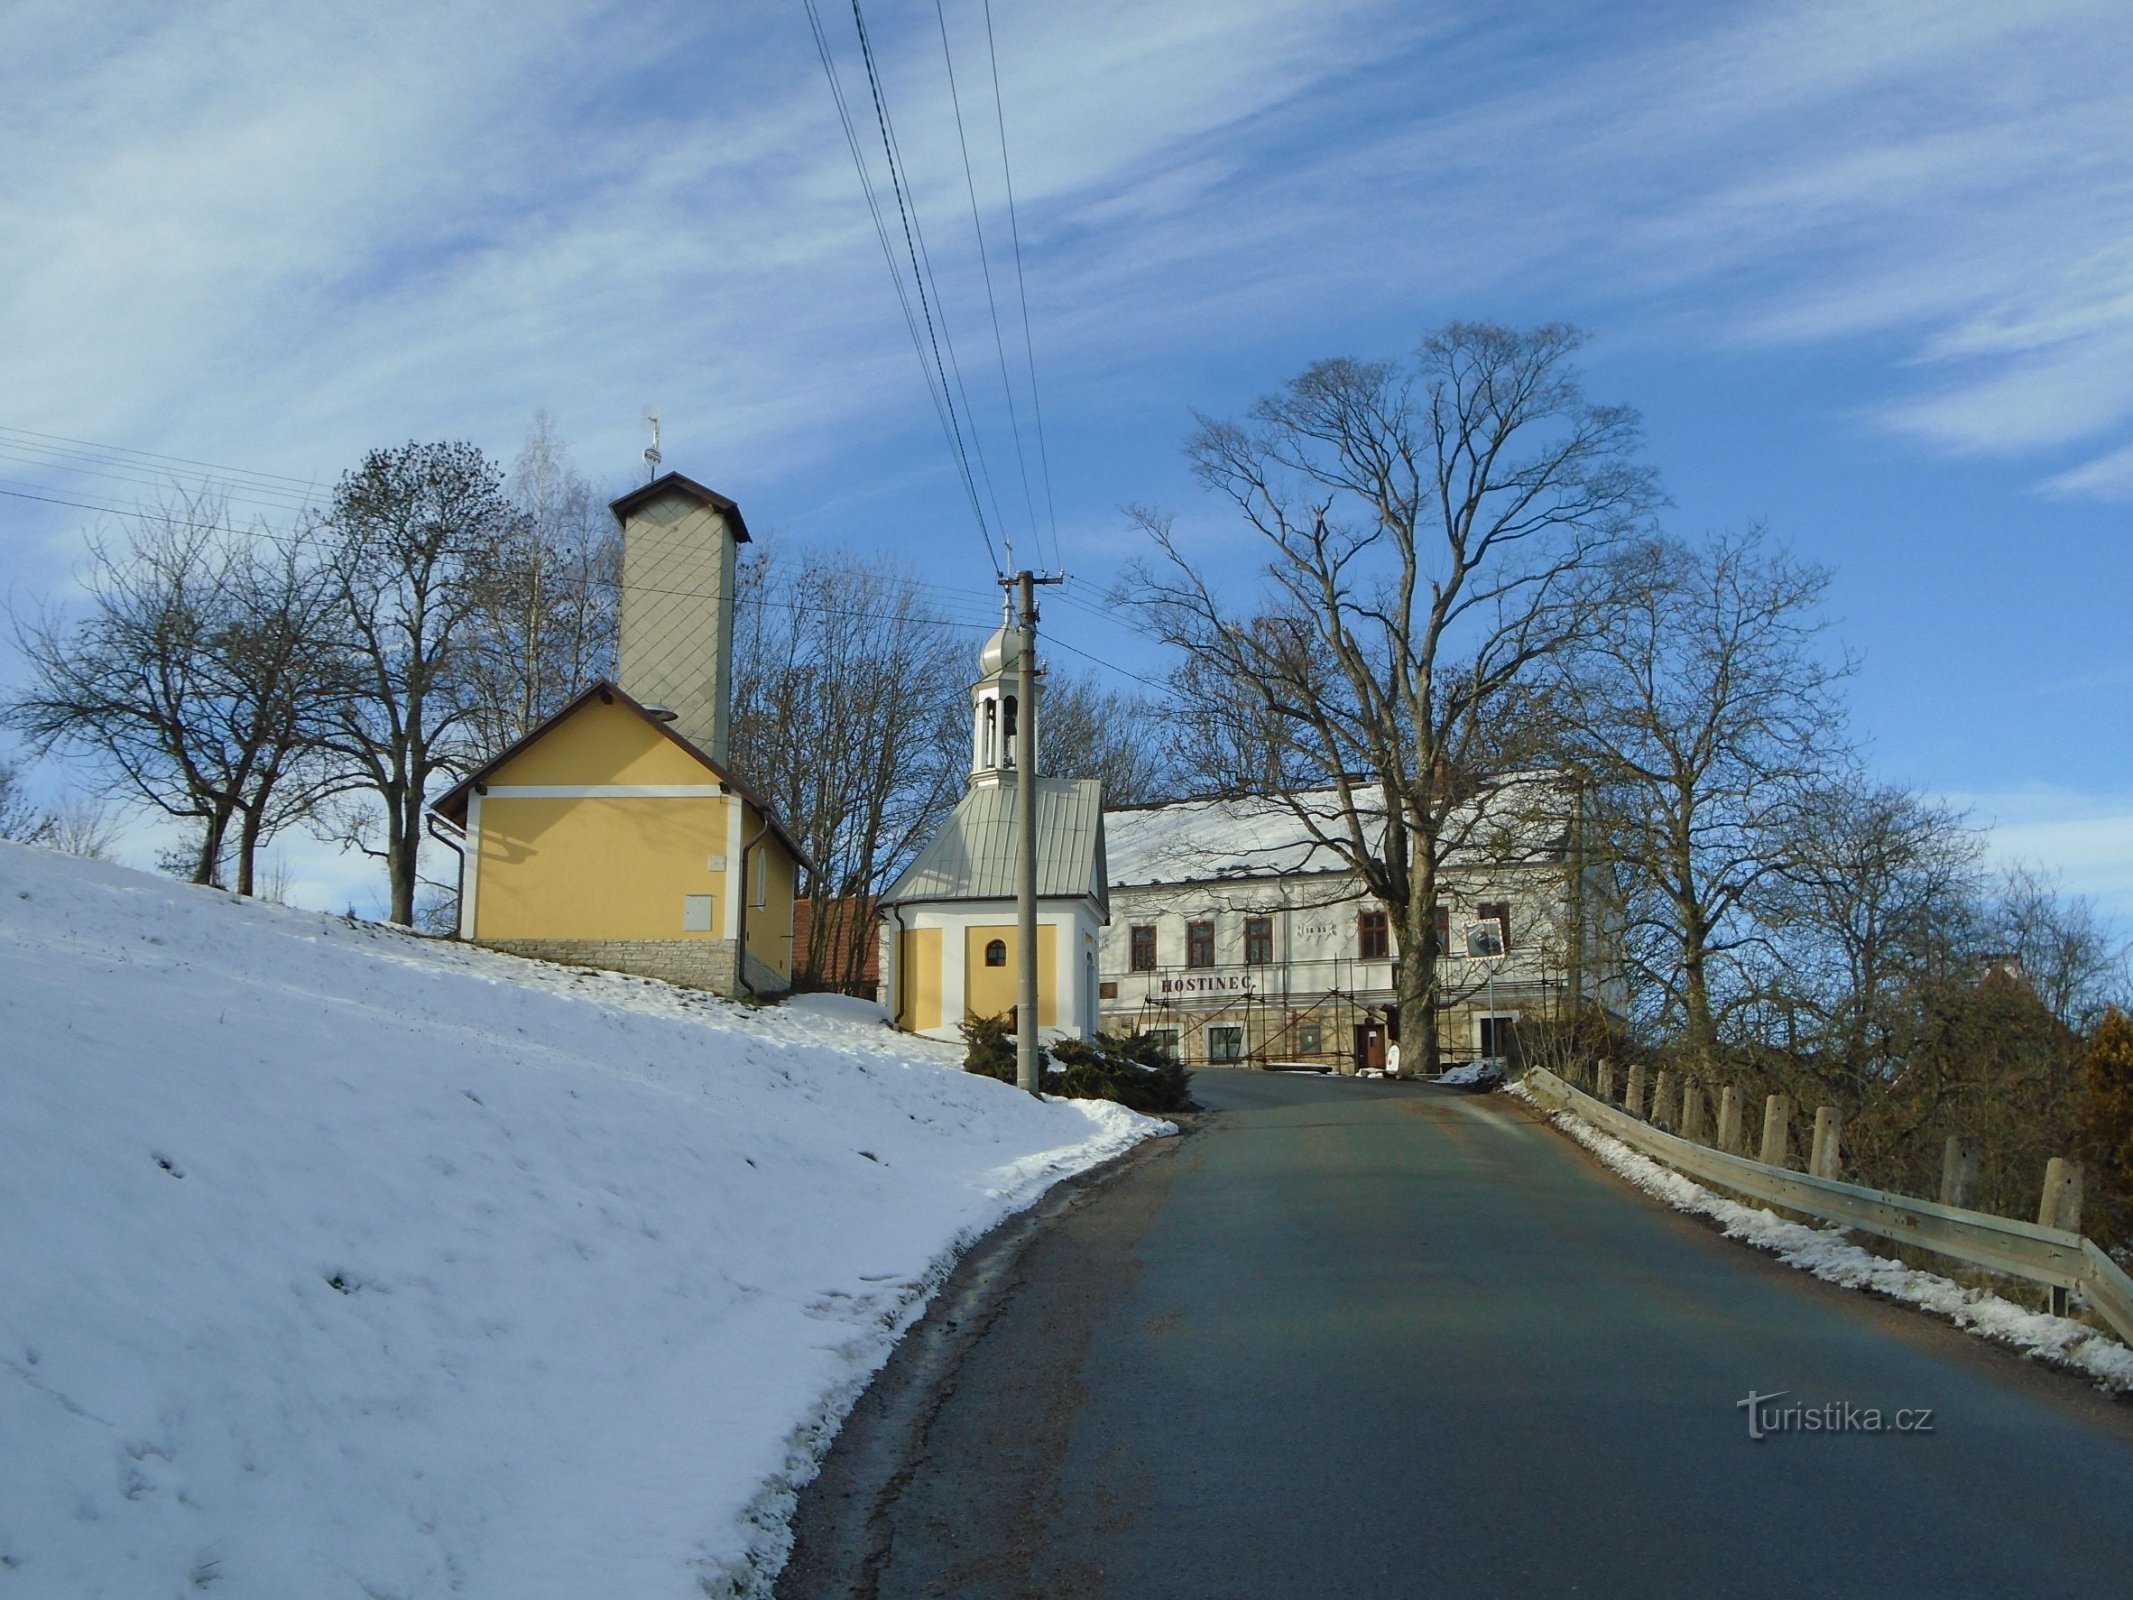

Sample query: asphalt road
[780,1070,2133,1599]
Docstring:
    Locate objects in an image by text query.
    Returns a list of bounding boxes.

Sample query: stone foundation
[481,937,789,999]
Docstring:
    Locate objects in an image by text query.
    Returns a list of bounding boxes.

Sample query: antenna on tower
[642,409,662,483]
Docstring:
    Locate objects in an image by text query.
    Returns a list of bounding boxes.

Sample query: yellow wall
[963,924,1057,1026]
[900,927,943,1032]
[491,696,709,788]
[743,822,797,980]
[475,794,731,941]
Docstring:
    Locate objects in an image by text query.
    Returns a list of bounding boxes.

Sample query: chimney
[608,472,752,765]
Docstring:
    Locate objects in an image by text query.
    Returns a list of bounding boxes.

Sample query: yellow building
[431,471,805,998]
[877,624,1108,1042]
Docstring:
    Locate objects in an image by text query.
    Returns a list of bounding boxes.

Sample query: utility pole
[1008,570,1063,1096]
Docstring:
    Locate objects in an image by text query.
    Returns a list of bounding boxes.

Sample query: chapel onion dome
[980,624,1025,676]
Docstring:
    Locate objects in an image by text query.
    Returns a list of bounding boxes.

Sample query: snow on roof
[1103,777,1571,888]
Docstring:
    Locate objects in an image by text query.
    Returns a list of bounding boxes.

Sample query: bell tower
[970,620,1039,787]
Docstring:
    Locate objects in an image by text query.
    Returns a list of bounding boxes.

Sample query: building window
[1297,1022,1322,1055]
[1244,916,1273,966]
[1146,1028,1180,1062]
[755,848,768,908]
[1478,901,1512,954]
[1187,920,1215,968]
[1358,909,1389,961]
[1130,924,1157,971]
[1429,903,1450,959]
[1479,1014,1515,1058]
[984,938,1007,967]
[1208,1025,1244,1062]
[1099,980,1118,999]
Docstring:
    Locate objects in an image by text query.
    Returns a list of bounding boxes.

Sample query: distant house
[875,627,1108,1043]
[431,472,805,999]
[1097,777,1621,1072]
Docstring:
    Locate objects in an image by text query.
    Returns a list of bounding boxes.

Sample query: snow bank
[1508,1079,2133,1392]
[0,843,1166,1597]
[1432,1060,1503,1087]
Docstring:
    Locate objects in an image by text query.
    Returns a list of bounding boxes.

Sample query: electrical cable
[982,0,1062,573]
[846,0,1007,574]
[933,0,1042,568]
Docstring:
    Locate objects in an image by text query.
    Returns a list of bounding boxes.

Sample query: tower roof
[607,472,753,542]
[879,777,1107,914]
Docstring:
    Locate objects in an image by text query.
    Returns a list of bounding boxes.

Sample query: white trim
[481,784,728,799]
[461,792,482,939]
[725,796,744,943]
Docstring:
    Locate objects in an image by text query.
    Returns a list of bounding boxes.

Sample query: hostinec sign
[1158,973,1251,994]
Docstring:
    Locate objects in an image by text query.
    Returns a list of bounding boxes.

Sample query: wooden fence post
[1717,1086,1742,1154]
[1810,1106,1843,1179]
[1625,1063,1647,1120]
[1681,1079,1707,1144]
[2039,1158,2083,1232]
[1595,1059,1616,1103]
[1939,1137,1979,1209]
[2039,1158,2084,1315]
[1655,1069,1677,1129]
[1760,1094,1793,1168]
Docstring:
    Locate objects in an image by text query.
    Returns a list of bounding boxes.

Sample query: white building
[875,627,1108,1045]
[1096,778,1619,1072]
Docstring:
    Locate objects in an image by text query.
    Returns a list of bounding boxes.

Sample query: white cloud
[1945,786,2133,921]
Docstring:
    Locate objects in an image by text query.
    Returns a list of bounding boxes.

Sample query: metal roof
[879,777,1108,914]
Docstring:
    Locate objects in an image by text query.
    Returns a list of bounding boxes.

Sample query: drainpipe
[887,901,911,1028]
[735,811,774,998]
[426,813,468,939]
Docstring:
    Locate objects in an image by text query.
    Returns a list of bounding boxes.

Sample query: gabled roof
[607,472,753,542]
[431,679,806,867]
[879,777,1108,915]
[1103,776,1572,889]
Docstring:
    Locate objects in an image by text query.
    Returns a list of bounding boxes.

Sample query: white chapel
[875,624,1108,1043]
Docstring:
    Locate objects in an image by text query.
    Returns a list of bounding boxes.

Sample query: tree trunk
[194,805,233,886]
[235,804,264,897]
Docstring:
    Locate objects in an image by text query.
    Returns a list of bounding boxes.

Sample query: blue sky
[2,0,2129,920]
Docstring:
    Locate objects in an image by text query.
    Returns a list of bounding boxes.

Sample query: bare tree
[6,493,341,890]
[1753,784,1983,1088]
[316,441,518,925]
[1552,526,1852,1058]
[1987,863,2130,1031]
[463,412,620,754]
[729,544,968,987]
[1040,669,1178,806]
[0,761,46,843]
[40,792,122,860]
[1122,323,1660,1072]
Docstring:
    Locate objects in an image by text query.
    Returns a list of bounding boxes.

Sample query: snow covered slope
[0,843,1162,1598]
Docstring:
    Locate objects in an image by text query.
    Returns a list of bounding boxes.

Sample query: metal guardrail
[1521,1067,2133,1351]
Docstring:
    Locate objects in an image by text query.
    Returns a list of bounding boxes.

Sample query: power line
[933,0,1042,568]
[801,0,999,573]
[843,0,1008,575]
[0,423,324,493]
[982,0,1062,572]
[0,446,321,518]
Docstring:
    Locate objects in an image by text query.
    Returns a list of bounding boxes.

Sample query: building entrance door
[1354,1023,1386,1074]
